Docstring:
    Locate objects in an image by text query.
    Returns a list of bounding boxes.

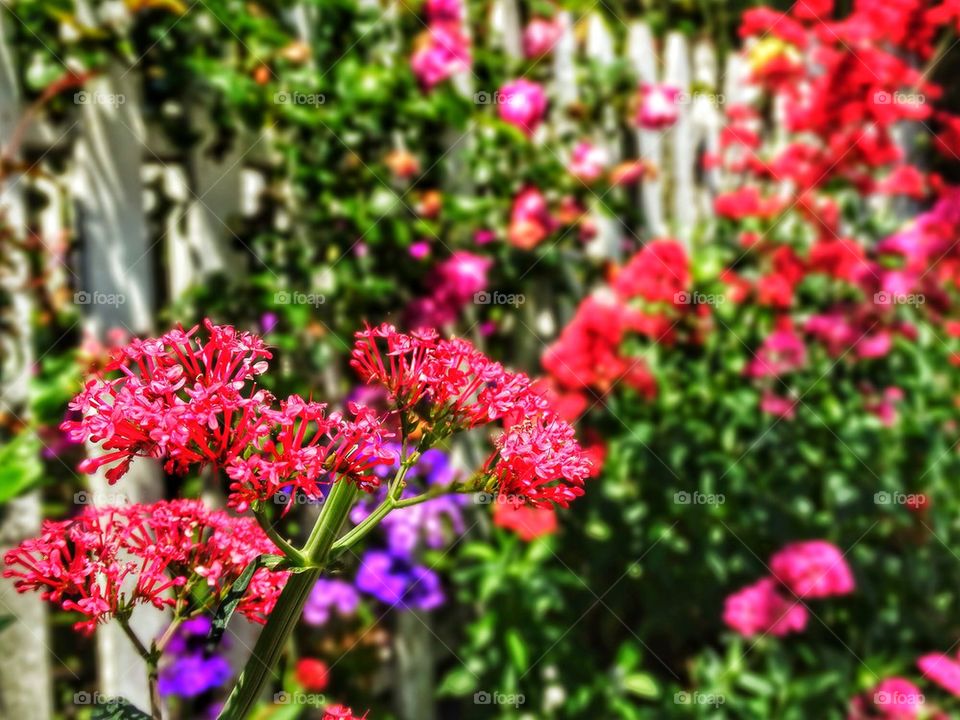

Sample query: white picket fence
[0,3,740,717]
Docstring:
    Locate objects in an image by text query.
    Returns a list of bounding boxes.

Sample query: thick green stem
[217,481,359,720]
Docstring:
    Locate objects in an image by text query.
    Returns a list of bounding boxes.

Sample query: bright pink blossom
[569,141,609,182]
[635,83,680,130]
[323,706,369,720]
[723,577,808,637]
[3,500,287,633]
[770,540,855,598]
[411,23,471,90]
[498,79,547,136]
[523,17,563,58]
[918,653,960,697]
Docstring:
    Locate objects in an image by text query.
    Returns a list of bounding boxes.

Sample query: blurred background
[3,0,960,718]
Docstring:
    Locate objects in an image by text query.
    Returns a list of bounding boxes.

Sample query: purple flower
[303,579,361,626]
[158,616,232,698]
[355,550,445,611]
[350,447,466,557]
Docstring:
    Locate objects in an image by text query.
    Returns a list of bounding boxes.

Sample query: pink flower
[745,327,807,378]
[485,413,591,508]
[434,251,492,304]
[760,390,798,419]
[409,240,431,259]
[351,325,591,508]
[918,653,960,697]
[723,577,808,637]
[770,540,855,598]
[3,500,288,633]
[323,706,369,720]
[569,141,609,182]
[863,677,925,719]
[635,83,680,130]
[424,0,463,23]
[522,17,563,58]
[63,320,275,483]
[411,24,471,91]
[864,386,903,426]
[226,398,397,512]
[508,186,552,249]
[498,79,548,136]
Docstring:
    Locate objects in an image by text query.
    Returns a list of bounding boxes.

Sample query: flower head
[3,499,287,633]
[497,79,548,136]
[769,540,855,598]
[63,321,274,483]
[723,577,808,637]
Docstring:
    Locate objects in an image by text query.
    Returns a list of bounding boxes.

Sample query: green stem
[217,480,359,720]
[117,617,163,720]
[330,457,417,553]
[253,507,304,562]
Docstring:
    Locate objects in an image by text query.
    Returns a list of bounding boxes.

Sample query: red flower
[323,706,369,720]
[3,500,287,633]
[295,658,330,692]
[492,503,558,541]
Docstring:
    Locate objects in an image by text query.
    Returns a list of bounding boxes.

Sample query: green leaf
[91,697,152,720]
[207,555,264,650]
[505,628,528,671]
[436,666,477,697]
[623,672,659,699]
[0,432,43,504]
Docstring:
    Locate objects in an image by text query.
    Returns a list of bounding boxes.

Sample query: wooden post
[71,50,166,712]
[0,12,54,719]
[627,22,666,237]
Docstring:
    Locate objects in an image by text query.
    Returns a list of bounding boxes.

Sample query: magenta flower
[569,141,609,182]
[770,540,855,599]
[498,79,548,136]
[411,23,471,91]
[522,17,563,58]
[722,577,807,637]
[635,83,681,130]
[864,677,925,719]
[918,653,960,697]
[424,0,463,23]
[745,327,808,378]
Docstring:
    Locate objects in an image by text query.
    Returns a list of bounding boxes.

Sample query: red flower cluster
[226,396,397,512]
[351,324,591,507]
[63,320,274,483]
[65,322,398,508]
[3,499,287,633]
[323,706,369,720]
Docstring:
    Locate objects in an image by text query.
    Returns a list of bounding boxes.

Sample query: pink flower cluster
[63,322,397,509]
[351,324,592,506]
[635,83,680,130]
[3,499,287,633]
[411,0,470,90]
[406,251,492,329]
[723,540,854,637]
[226,397,397,512]
[63,320,274,483]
